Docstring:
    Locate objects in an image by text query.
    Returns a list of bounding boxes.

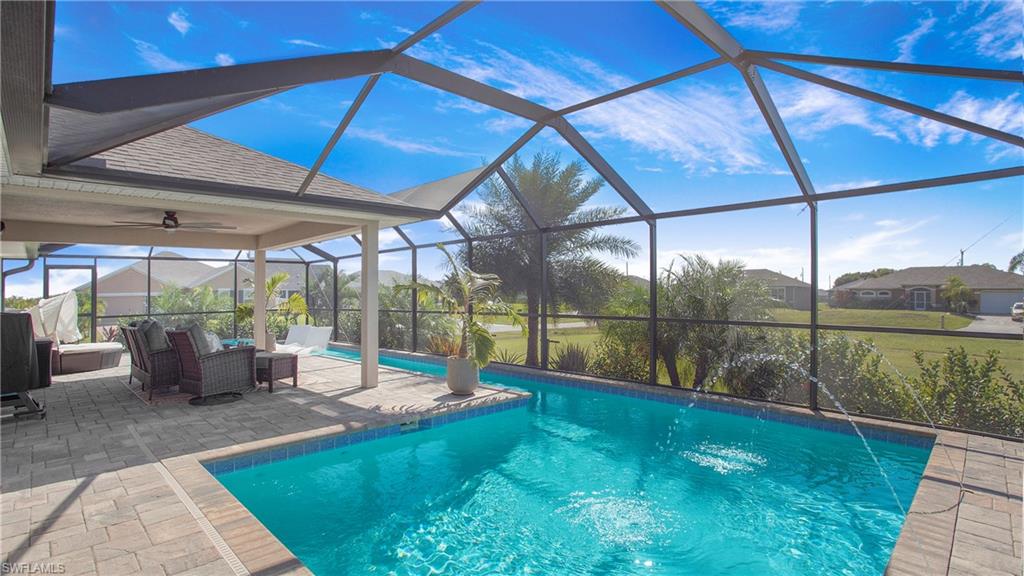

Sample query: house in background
[745,269,812,311]
[834,265,1024,314]
[83,252,308,322]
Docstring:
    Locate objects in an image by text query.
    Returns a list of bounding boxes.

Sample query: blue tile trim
[327,345,935,450]
[203,396,533,476]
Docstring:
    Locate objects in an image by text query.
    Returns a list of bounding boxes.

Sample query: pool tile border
[203,395,531,476]
[328,344,936,450]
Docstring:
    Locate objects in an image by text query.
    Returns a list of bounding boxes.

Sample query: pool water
[216,350,930,576]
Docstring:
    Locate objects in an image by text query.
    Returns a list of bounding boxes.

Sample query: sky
[8,0,1022,297]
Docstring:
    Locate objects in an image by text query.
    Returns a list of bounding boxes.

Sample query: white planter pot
[446,357,479,395]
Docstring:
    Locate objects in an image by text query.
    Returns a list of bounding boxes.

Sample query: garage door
[979,291,1024,314]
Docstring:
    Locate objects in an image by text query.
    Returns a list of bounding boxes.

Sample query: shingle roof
[744,268,810,288]
[837,266,1024,291]
[57,108,412,209]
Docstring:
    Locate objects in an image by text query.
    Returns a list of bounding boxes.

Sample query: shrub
[590,337,648,382]
[494,349,525,365]
[550,343,592,373]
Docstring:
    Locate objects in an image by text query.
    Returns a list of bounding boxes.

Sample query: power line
[943,216,1012,266]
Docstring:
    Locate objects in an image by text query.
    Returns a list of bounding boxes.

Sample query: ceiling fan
[107,211,237,233]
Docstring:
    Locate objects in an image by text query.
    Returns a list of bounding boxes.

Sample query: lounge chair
[122,322,181,401]
[275,325,331,355]
[53,342,123,374]
[167,326,256,400]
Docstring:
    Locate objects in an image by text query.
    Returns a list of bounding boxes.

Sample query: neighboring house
[80,252,309,321]
[745,269,812,311]
[833,265,1024,314]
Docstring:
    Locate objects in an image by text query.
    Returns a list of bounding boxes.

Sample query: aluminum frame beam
[442,123,544,213]
[390,54,553,122]
[754,58,1024,149]
[551,118,654,216]
[391,2,479,55]
[446,213,471,240]
[742,65,816,198]
[297,75,379,196]
[496,165,542,230]
[744,50,1024,83]
[657,1,816,202]
[557,57,727,116]
[48,51,394,114]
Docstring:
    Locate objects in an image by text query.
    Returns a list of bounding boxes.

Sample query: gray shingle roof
[60,110,412,208]
[744,268,810,288]
[837,265,1024,291]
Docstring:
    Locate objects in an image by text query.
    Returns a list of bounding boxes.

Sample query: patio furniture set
[121,320,302,402]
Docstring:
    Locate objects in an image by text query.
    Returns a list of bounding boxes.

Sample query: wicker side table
[255,352,298,393]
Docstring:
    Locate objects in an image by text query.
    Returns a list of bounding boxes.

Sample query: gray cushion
[140,319,170,352]
[187,323,215,357]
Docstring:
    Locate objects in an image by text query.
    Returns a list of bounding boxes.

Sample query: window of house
[877,291,891,298]
[770,287,787,301]
[860,291,876,297]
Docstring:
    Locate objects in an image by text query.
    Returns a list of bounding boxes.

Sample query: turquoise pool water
[216,350,930,576]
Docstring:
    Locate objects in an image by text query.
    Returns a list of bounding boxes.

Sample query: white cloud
[406,37,783,175]
[285,39,333,50]
[54,24,72,38]
[829,218,932,263]
[214,53,235,66]
[963,1,1024,62]
[773,76,899,142]
[168,9,191,35]
[393,25,416,35]
[711,2,803,33]
[482,116,532,134]
[820,180,882,193]
[131,38,192,72]
[346,127,479,158]
[635,166,665,173]
[896,90,1024,162]
[998,230,1024,249]
[895,15,937,63]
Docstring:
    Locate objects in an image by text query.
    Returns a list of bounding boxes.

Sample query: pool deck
[0,353,1020,576]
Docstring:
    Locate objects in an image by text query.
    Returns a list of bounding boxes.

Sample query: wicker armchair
[121,325,180,400]
[167,330,256,399]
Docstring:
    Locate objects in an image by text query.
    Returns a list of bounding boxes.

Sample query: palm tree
[463,151,639,366]
[1009,250,1024,274]
[236,272,311,336]
[941,275,974,314]
[396,245,522,367]
[657,255,772,388]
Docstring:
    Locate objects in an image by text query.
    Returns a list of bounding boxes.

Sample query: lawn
[491,323,1021,382]
[769,304,973,331]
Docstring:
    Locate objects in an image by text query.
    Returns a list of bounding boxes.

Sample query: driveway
[960,315,1024,334]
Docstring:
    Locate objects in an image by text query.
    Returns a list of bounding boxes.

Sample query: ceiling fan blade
[177,224,238,230]
[111,221,161,226]
[102,223,161,228]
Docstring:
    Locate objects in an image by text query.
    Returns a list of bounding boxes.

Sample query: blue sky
[20,1,1022,295]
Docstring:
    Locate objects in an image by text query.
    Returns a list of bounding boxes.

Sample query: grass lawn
[491,324,1022,382]
[770,304,973,330]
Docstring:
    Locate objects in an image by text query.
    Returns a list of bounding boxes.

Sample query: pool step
[399,420,420,434]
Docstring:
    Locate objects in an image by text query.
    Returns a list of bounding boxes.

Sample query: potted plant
[396,245,523,395]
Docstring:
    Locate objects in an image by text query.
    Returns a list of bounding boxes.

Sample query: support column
[254,250,267,349]
[809,203,819,410]
[361,222,379,388]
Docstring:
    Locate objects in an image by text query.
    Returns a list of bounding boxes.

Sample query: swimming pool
[213,349,931,575]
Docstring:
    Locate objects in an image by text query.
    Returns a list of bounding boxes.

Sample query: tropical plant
[590,337,649,382]
[657,255,773,388]
[235,272,311,337]
[151,284,234,336]
[550,343,592,373]
[464,151,639,366]
[493,348,525,365]
[941,275,974,314]
[396,244,524,368]
[1009,249,1024,274]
